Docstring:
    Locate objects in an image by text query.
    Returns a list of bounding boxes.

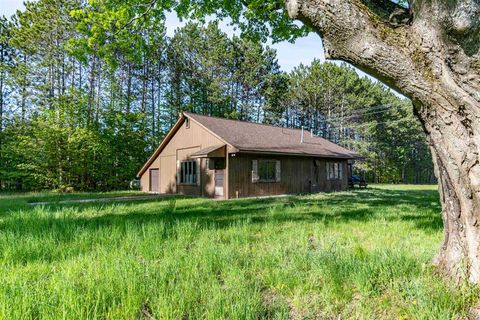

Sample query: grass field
[0,190,147,204]
[0,185,478,319]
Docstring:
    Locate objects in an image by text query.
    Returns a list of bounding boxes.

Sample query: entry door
[149,169,159,193]
[214,169,224,198]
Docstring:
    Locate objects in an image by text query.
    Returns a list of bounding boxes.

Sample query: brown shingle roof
[185,112,361,159]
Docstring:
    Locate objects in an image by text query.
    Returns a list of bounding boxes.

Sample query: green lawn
[0,185,477,319]
[0,190,147,204]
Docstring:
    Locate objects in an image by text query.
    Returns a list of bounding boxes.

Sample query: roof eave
[235,149,360,159]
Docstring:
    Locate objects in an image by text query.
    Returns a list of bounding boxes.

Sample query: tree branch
[286,0,428,97]
[114,0,157,36]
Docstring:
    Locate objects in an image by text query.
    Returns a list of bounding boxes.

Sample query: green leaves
[74,0,309,45]
[176,0,310,42]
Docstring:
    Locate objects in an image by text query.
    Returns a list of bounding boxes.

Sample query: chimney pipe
[311,128,313,137]
[301,126,304,143]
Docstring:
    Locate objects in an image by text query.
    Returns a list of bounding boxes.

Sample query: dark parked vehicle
[348,175,368,189]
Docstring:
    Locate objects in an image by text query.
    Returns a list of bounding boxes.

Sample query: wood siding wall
[228,154,348,199]
[140,118,225,196]
[140,117,349,199]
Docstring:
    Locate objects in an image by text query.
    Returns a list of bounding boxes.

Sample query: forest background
[0,0,434,191]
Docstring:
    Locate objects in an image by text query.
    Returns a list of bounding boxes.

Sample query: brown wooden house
[137,112,361,199]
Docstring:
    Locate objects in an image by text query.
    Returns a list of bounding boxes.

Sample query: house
[137,112,361,199]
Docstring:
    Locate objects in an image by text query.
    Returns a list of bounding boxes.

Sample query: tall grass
[0,190,147,204]
[0,185,477,319]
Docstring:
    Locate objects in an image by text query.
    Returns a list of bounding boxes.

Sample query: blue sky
[1,0,327,72]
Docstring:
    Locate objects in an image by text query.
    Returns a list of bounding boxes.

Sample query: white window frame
[179,160,198,185]
[327,161,343,180]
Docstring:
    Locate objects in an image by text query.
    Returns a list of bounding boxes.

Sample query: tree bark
[285,0,480,282]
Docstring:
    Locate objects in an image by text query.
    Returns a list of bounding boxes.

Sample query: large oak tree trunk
[418,97,480,283]
[284,0,480,282]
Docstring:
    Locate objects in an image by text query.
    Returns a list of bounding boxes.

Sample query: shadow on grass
[0,187,443,265]
[2,187,443,232]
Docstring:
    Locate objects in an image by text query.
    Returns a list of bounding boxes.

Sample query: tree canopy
[72,0,309,46]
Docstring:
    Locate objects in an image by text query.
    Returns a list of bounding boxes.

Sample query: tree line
[0,0,434,191]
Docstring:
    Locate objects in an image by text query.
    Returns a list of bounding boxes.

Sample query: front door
[149,168,159,193]
[214,169,224,198]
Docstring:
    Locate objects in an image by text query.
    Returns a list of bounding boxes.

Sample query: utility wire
[327,104,393,118]
[325,108,396,124]
[303,104,392,123]
[314,104,393,123]
[309,118,411,137]
[323,118,411,132]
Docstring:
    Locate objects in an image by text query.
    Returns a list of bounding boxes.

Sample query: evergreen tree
[0,1,434,190]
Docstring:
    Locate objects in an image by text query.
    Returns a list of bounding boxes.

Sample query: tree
[0,17,14,188]
[279,60,434,185]
[163,22,284,121]
[283,0,480,283]
[81,0,480,283]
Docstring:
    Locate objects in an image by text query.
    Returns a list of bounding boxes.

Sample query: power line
[325,118,411,131]
[285,104,409,136]
[329,104,393,116]
[311,104,394,124]
[325,108,395,124]
[309,118,411,137]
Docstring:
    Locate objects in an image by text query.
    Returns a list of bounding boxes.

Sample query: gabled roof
[138,112,361,177]
[185,112,361,159]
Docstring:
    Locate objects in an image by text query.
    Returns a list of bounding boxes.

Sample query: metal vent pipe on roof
[301,126,304,143]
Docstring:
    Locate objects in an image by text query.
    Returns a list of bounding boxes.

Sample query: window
[252,159,280,183]
[259,160,276,181]
[185,118,190,129]
[327,162,343,180]
[179,160,197,184]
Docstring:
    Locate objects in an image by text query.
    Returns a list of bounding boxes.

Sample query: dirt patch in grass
[261,289,309,320]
